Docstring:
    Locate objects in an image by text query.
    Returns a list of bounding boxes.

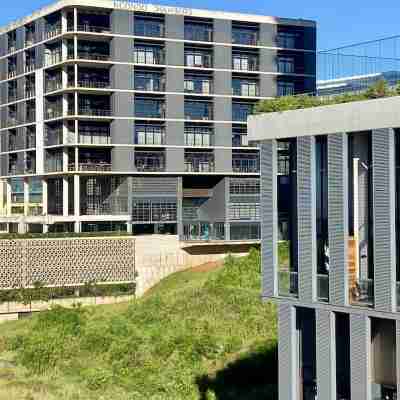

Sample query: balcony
[25,32,35,47]
[134,73,165,92]
[317,274,329,302]
[77,51,111,62]
[45,107,63,120]
[25,86,35,99]
[134,18,165,38]
[44,23,62,39]
[135,125,165,145]
[46,79,63,93]
[182,222,225,241]
[25,62,36,73]
[185,51,213,68]
[77,24,111,33]
[185,101,213,121]
[232,102,255,122]
[134,46,165,65]
[277,32,298,49]
[184,126,213,146]
[8,68,17,79]
[8,91,17,103]
[45,127,63,146]
[232,80,259,97]
[184,24,213,42]
[232,53,259,72]
[278,57,295,74]
[350,279,374,307]
[79,125,111,145]
[232,152,260,173]
[184,76,212,95]
[232,132,248,147]
[278,270,298,298]
[74,162,112,172]
[78,79,110,89]
[45,52,62,66]
[232,28,259,46]
[135,151,165,172]
[135,99,165,119]
[79,107,112,117]
[184,151,215,172]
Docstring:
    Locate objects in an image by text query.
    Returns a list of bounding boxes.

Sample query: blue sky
[1,0,399,50]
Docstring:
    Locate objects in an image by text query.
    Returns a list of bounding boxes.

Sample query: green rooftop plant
[255,79,400,114]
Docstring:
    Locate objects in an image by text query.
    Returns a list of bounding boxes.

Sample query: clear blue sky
[1,0,400,50]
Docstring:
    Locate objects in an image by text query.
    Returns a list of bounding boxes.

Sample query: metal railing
[77,52,111,61]
[232,157,260,173]
[44,24,62,39]
[79,107,112,117]
[71,163,112,172]
[25,35,35,47]
[77,24,111,33]
[350,279,374,307]
[184,159,215,173]
[278,270,299,297]
[134,21,165,38]
[45,108,63,119]
[8,69,17,79]
[182,222,225,241]
[79,132,111,145]
[317,274,329,302]
[135,154,165,172]
[78,79,110,89]
[46,80,62,92]
[25,62,36,73]
[232,30,259,46]
[25,89,35,98]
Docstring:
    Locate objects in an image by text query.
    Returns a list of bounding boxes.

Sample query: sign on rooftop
[114,1,193,16]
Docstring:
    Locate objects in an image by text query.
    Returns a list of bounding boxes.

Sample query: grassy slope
[0,249,277,400]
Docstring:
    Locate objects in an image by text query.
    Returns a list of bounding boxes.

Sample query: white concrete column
[43,224,49,234]
[42,178,48,215]
[74,35,78,59]
[74,221,81,233]
[18,222,27,234]
[74,174,80,218]
[23,178,29,217]
[74,91,78,115]
[74,64,78,88]
[75,147,79,171]
[61,39,68,62]
[63,148,69,172]
[63,177,69,217]
[126,221,133,234]
[61,9,68,33]
[73,8,78,31]
[6,180,12,216]
[0,179,5,215]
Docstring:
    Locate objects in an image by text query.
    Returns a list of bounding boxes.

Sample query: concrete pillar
[63,148,69,172]
[23,178,29,217]
[42,178,48,215]
[74,174,80,218]
[43,224,49,233]
[18,221,27,234]
[73,8,78,32]
[6,180,12,216]
[61,9,68,33]
[74,221,81,233]
[63,177,69,217]
[126,221,132,234]
[73,35,78,59]
[0,180,5,215]
[316,310,336,400]
[278,303,299,400]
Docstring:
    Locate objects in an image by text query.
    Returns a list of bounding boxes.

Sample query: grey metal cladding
[111,119,134,145]
[214,70,231,96]
[111,147,134,172]
[328,133,349,306]
[260,48,277,73]
[0,34,6,57]
[166,94,184,119]
[350,314,371,400]
[297,136,316,303]
[16,52,23,76]
[166,68,184,92]
[166,41,184,66]
[166,147,184,172]
[260,23,277,47]
[214,44,231,69]
[165,15,184,39]
[213,123,232,147]
[214,18,232,43]
[372,128,396,312]
[214,97,232,123]
[166,121,184,146]
[111,10,133,34]
[132,177,178,197]
[278,303,297,400]
[111,36,133,63]
[113,92,133,118]
[35,44,44,69]
[112,64,133,90]
[261,141,278,298]
[16,27,24,50]
[260,75,277,98]
[214,148,232,173]
[316,309,336,400]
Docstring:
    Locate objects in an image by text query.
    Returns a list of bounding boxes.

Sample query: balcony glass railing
[134,20,165,38]
[232,55,259,71]
[79,107,112,117]
[77,24,111,33]
[135,102,165,118]
[45,129,63,146]
[78,79,110,89]
[135,153,165,172]
[317,274,329,302]
[232,155,260,173]
[184,25,213,42]
[46,80,62,92]
[278,270,298,297]
[232,82,259,97]
[185,53,213,68]
[134,76,165,92]
[350,279,374,307]
[184,153,215,172]
[79,130,111,145]
[182,222,225,241]
[45,107,63,119]
[44,23,62,39]
[184,78,212,94]
[77,51,110,61]
[232,29,259,46]
[75,162,112,172]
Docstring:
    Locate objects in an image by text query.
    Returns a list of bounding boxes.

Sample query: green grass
[0,248,277,400]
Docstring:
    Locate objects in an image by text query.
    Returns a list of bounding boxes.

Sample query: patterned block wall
[0,238,136,288]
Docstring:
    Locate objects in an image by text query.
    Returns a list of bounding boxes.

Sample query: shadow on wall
[196,343,278,400]
[184,243,260,256]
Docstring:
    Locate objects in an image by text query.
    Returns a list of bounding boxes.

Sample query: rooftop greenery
[255,80,400,114]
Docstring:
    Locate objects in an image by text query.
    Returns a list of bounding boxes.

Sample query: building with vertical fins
[0,0,316,237]
[249,96,400,400]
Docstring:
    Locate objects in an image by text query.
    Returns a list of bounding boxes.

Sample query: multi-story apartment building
[0,0,316,237]
[249,96,400,400]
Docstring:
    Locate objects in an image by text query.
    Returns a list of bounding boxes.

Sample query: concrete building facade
[0,0,316,237]
[249,96,400,400]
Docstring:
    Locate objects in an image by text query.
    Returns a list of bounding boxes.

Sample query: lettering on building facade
[114,1,193,16]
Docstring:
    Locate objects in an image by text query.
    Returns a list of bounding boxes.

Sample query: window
[277,31,297,48]
[278,56,295,73]
[135,124,165,145]
[230,204,260,220]
[132,200,177,222]
[185,22,213,42]
[277,81,295,97]
[134,71,164,92]
[232,53,258,71]
[184,75,212,94]
[185,101,213,120]
[184,125,213,146]
[232,78,259,97]
[230,179,260,195]
[232,126,248,147]
[232,102,255,122]
[134,45,164,65]
[185,49,212,68]
[134,16,165,37]
[132,201,151,222]
[232,26,259,46]
[135,98,165,118]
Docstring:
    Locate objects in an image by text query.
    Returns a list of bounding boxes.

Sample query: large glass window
[277,139,298,297]
[232,78,259,97]
[232,102,255,122]
[134,45,164,65]
[316,136,329,302]
[232,25,259,46]
[184,125,213,146]
[184,74,212,94]
[277,80,295,97]
[134,16,165,37]
[185,48,213,68]
[134,71,165,92]
[132,200,176,222]
[232,52,259,71]
[185,100,213,120]
[184,21,213,42]
[135,98,165,119]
